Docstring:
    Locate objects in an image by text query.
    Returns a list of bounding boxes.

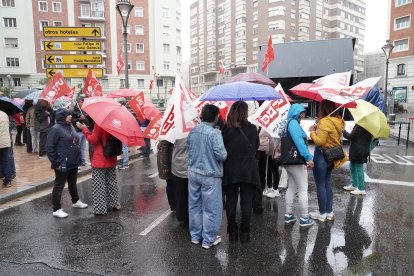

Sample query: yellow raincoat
[310,116,348,168]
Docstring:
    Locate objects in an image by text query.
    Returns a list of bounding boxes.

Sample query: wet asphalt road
[0,139,413,275]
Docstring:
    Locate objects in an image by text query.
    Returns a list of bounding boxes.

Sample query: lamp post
[116,0,134,89]
[6,75,12,97]
[382,40,394,115]
[156,73,160,99]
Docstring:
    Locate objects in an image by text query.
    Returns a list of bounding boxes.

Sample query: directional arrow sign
[46,68,103,78]
[45,55,102,65]
[43,41,101,51]
[43,27,101,37]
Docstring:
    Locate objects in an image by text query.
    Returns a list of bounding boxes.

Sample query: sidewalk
[388,113,414,145]
[0,143,143,204]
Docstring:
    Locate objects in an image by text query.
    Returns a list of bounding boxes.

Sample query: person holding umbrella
[76,122,121,215]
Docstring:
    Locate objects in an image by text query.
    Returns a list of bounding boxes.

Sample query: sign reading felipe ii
[43,27,101,37]
[43,41,101,51]
[46,68,103,78]
[45,54,102,65]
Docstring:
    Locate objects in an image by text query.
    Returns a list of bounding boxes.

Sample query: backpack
[102,135,123,158]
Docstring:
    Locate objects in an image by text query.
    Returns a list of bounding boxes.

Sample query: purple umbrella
[200,81,282,101]
[225,72,276,88]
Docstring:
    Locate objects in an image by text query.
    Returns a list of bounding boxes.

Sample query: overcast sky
[181,0,389,63]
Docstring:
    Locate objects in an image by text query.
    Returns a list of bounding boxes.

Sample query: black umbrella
[0,96,23,115]
[13,88,42,99]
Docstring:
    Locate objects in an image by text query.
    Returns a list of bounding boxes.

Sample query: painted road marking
[365,173,414,187]
[148,172,159,178]
[139,209,172,236]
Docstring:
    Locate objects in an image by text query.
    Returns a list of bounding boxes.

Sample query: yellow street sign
[46,68,103,78]
[45,55,102,65]
[43,41,101,51]
[43,27,101,37]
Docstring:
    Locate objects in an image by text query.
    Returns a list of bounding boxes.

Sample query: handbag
[280,120,306,165]
[322,144,344,162]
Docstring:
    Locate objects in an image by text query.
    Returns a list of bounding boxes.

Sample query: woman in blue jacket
[283,104,314,227]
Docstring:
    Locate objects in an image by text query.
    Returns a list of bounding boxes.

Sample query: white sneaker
[53,209,68,218]
[202,235,221,249]
[72,200,88,209]
[343,185,356,191]
[266,189,280,198]
[351,189,366,195]
[309,211,327,222]
[326,212,335,221]
[262,188,269,196]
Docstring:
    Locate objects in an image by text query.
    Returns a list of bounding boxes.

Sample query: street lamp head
[116,0,134,18]
[381,40,394,60]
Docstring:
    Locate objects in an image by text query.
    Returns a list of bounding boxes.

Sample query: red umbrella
[82,97,145,146]
[143,101,161,120]
[290,83,357,108]
[225,72,276,88]
[107,89,139,98]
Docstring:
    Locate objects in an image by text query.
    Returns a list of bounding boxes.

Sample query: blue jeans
[188,171,222,246]
[313,147,333,214]
[121,143,129,166]
[0,147,12,182]
[78,132,86,164]
[142,138,151,157]
[8,147,15,175]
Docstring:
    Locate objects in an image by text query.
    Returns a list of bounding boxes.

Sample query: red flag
[143,113,164,140]
[67,87,76,99]
[116,48,124,76]
[261,35,275,72]
[128,92,146,123]
[219,60,226,75]
[83,69,103,97]
[149,79,154,91]
[39,73,71,104]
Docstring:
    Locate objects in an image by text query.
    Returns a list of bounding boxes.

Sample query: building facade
[0,0,182,99]
[189,0,366,94]
[388,0,414,108]
[360,51,385,90]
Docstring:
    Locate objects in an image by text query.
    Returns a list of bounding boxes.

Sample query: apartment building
[360,52,385,90]
[189,0,366,93]
[0,0,182,99]
[388,0,414,106]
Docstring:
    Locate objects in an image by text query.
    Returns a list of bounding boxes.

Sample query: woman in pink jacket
[77,122,121,215]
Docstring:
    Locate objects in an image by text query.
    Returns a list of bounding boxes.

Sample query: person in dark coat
[22,99,33,153]
[221,101,260,243]
[342,125,373,195]
[46,108,88,218]
[35,99,51,157]
[157,140,176,211]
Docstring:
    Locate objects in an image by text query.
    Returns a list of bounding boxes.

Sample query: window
[394,38,409,52]
[135,25,144,35]
[396,0,412,6]
[157,79,164,87]
[2,0,15,7]
[162,7,169,17]
[300,13,309,19]
[397,64,406,76]
[123,43,131,53]
[136,61,145,71]
[163,44,170,53]
[39,20,48,31]
[52,2,61,12]
[137,79,144,88]
[395,16,410,30]
[127,62,131,70]
[53,21,63,27]
[4,38,18,48]
[236,43,246,49]
[176,46,181,56]
[236,17,246,24]
[38,1,47,11]
[136,43,144,53]
[6,57,19,67]
[3,17,16,27]
[163,61,170,70]
[13,78,20,87]
[163,25,170,35]
[80,4,90,16]
[135,7,143,17]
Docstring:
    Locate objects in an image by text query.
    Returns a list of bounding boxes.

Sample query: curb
[0,152,142,205]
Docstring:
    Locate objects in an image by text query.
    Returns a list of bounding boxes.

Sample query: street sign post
[43,27,101,37]
[43,41,101,51]
[45,54,102,65]
[46,68,103,78]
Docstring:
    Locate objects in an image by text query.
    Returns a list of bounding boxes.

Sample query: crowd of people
[155,100,375,249]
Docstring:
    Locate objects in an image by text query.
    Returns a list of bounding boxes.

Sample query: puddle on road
[70,222,124,246]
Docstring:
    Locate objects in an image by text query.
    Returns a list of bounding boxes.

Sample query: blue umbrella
[24,90,42,101]
[0,96,23,115]
[200,81,282,101]
[361,85,385,114]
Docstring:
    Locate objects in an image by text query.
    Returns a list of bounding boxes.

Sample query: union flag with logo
[39,73,71,104]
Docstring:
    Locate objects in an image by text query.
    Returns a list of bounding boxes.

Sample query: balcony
[78,11,105,21]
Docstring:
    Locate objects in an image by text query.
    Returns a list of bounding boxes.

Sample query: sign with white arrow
[43,27,101,37]
[43,41,101,51]
[45,54,102,65]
